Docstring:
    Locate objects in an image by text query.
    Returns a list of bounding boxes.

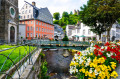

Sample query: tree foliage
[62,35,69,41]
[80,0,120,41]
[53,11,80,30]
[53,12,60,20]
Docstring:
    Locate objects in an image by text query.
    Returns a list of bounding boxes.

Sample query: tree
[53,20,59,24]
[62,35,69,41]
[62,11,69,18]
[80,0,120,41]
[53,12,60,20]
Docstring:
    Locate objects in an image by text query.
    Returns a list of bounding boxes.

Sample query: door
[10,26,15,42]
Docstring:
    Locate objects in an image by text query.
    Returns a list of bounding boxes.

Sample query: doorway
[10,26,15,42]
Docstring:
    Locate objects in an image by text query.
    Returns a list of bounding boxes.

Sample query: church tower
[0,0,19,43]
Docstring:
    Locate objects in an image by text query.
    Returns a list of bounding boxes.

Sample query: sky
[18,0,88,16]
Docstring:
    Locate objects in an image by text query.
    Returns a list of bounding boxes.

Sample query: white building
[101,23,120,42]
[66,21,97,41]
[66,21,120,42]
[19,24,26,39]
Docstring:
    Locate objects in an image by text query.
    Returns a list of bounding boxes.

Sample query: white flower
[107,53,111,57]
[79,58,84,64]
[94,69,99,75]
[89,68,94,73]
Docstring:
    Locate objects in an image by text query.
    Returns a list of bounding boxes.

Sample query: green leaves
[53,12,60,20]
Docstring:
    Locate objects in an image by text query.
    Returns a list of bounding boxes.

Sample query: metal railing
[0,43,38,79]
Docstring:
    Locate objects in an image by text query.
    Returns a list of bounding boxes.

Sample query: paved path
[115,64,120,79]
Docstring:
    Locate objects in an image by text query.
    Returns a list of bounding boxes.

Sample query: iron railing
[0,43,38,79]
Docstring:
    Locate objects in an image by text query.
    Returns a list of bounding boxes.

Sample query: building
[54,24,64,41]
[101,22,120,42]
[66,21,97,41]
[19,1,54,40]
[0,0,19,43]
[66,21,120,42]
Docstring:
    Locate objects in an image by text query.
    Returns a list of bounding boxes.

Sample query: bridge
[27,40,90,51]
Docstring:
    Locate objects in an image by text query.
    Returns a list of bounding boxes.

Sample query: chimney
[32,2,36,6]
[77,10,80,15]
[74,9,77,14]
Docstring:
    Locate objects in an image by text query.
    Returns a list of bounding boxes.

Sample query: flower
[111,71,118,78]
[70,42,119,79]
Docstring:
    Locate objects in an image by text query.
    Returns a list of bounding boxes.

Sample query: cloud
[19,0,88,16]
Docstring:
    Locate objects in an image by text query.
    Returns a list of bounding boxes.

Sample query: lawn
[0,45,36,72]
[0,45,16,50]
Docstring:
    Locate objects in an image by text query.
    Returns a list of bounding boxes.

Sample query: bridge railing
[26,40,90,46]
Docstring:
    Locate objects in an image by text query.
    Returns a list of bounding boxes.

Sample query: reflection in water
[43,49,74,79]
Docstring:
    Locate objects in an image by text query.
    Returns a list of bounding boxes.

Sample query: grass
[0,45,16,50]
[0,45,36,72]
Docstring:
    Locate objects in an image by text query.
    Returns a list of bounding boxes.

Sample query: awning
[80,35,86,37]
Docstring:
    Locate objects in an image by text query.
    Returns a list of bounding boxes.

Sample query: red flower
[94,45,101,49]
[105,42,111,46]
[107,46,112,52]
[102,56,106,59]
[77,52,81,55]
[94,49,98,56]
[111,55,115,59]
[98,51,103,55]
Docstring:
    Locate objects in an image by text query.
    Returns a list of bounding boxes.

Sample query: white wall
[20,3,33,20]
[19,24,26,39]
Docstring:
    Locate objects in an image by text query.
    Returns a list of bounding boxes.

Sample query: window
[39,33,40,37]
[83,29,85,35]
[27,33,29,37]
[42,23,43,26]
[31,33,32,37]
[31,26,32,31]
[42,28,43,32]
[26,5,27,9]
[39,27,41,31]
[25,10,27,14]
[88,30,91,34]
[44,29,45,32]
[27,21,29,24]
[39,22,41,25]
[22,11,24,14]
[31,15,32,18]
[27,27,29,31]
[36,27,38,31]
[31,21,32,24]
[36,21,38,25]
[24,16,25,19]
[36,33,38,37]
[21,16,22,19]
[27,15,29,18]
[29,10,31,13]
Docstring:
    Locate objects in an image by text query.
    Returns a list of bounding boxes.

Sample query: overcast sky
[18,0,88,16]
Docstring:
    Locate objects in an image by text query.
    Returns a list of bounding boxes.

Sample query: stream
[43,49,77,79]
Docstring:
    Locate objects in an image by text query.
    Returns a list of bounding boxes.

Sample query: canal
[43,49,77,79]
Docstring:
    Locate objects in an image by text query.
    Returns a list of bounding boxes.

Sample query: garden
[0,45,36,72]
[70,42,120,79]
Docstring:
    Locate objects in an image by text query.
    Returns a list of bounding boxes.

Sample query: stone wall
[0,0,19,43]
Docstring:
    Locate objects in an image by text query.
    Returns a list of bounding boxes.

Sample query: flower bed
[70,42,120,79]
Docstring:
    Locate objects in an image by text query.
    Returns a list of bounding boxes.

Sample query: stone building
[0,0,19,43]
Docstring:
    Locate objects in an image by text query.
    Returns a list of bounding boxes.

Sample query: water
[43,49,76,79]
